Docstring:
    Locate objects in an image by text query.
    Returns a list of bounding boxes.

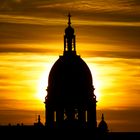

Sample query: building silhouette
[98,114,109,133]
[44,14,97,130]
[34,115,44,127]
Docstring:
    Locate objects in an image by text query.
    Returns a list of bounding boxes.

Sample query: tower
[98,114,109,133]
[45,14,97,129]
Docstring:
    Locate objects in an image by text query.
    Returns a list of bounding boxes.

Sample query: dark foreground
[0,126,140,140]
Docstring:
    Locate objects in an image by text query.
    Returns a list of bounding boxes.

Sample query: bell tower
[64,13,76,55]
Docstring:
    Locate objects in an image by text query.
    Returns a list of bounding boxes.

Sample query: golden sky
[0,0,140,132]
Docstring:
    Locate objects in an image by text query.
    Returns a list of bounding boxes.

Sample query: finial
[38,115,40,123]
[68,13,71,26]
[102,114,104,121]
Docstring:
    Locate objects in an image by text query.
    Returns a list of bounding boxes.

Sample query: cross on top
[68,13,71,26]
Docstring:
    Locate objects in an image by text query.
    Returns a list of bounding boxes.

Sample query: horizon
[0,0,140,132]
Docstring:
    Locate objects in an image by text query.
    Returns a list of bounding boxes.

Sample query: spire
[98,113,109,133]
[64,13,76,55]
[34,115,43,127]
[38,115,41,123]
[102,114,104,121]
[68,13,71,26]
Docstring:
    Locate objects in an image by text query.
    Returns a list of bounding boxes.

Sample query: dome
[98,114,109,133]
[65,26,74,36]
[45,14,97,129]
[47,55,94,107]
[98,120,108,131]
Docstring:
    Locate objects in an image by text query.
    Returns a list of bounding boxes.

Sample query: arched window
[85,110,88,122]
[54,111,56,122]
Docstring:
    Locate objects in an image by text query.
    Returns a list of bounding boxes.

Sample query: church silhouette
[1,14,140,140]
[44,13,107,132]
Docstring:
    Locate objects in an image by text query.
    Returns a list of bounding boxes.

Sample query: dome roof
[65,26,74,36]
[47,55,94,106]
[98,114,108,133]
[98,120,108,130]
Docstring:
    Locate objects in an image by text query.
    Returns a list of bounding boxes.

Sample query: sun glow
[37,71,48,102]
[84,58,101,102]
[93,78,101,102]
[35,55,58,102]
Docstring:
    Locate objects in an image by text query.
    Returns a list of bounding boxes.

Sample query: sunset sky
[0,0,140,132]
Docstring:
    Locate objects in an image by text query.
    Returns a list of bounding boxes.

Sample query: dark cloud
[0,22,64,44]
[0,46,59,54]
[77,25,140,49]
[0,0,140,56]
[0,21,140,55]
[82,50,140,59]
[0,0,140,21]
